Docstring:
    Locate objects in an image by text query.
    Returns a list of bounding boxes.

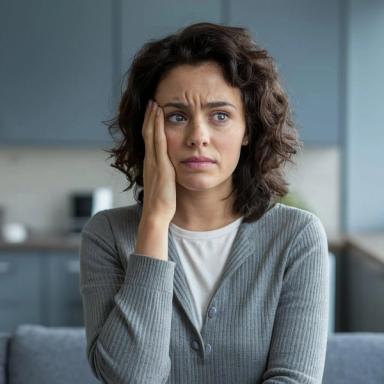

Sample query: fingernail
[156,107,161,116]
[148,99,152,108]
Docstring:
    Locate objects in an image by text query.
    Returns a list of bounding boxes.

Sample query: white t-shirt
[169,216,243,331]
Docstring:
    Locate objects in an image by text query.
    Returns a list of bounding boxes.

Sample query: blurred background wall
[0,148,340,236]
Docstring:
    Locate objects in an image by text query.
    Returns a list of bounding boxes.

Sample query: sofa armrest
[323,333,384,383]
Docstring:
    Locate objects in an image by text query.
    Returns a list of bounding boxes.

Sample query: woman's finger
[141,100,152,140]
[142,100,157,161]
[154,106,168,165]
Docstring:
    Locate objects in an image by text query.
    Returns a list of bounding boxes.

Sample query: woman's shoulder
[269,202,321,222]
[81,203,141,237]
[248,203,329,264]
[261,202,326,239]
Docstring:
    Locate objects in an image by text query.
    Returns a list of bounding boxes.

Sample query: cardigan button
[191,340,200,351]
[208,306,217,318]
[205,343,212,354]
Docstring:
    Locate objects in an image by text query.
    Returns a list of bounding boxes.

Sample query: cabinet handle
[0,261,11,274]
[66,260,80,274]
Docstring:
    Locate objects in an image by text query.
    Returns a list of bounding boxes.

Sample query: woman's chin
[176,174,233,194]
[176,176,216,192]
[177,183,213,192]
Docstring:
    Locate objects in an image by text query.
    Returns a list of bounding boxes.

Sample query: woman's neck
[171,188,241,231]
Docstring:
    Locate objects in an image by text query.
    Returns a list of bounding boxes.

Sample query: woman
[80,22,329,383]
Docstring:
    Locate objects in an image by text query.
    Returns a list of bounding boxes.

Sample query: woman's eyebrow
[162,101,237,110]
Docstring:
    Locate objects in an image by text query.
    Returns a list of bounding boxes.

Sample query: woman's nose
[186,118,210,147]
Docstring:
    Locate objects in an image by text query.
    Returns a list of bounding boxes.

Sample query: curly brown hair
[105,22,301,223]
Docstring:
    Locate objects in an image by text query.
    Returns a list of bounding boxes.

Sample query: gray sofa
[0,325,383,383]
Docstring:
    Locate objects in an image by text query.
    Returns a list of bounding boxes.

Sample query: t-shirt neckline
[169,216,244,240]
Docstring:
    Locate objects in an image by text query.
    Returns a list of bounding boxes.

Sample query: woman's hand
[135,99,175,260]
[141,99,177,225]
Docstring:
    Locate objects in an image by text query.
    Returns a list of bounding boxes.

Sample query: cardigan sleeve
[261,215,330,384]
[79,211,176,384]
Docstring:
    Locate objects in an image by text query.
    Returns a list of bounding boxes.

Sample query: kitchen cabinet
[120,0,221,75]
[228,0,341,145]
[0,0,341,147]
[46,253,83,327]
[0,251,82,332]
[0,0,114,146]
[0,253,42,332]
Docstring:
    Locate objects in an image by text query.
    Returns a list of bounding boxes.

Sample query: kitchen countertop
[0,233,81,252]
[1,232,344,255]
[1,232,382,267]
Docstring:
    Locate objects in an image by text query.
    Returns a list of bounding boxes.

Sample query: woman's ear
[242,136,249,146]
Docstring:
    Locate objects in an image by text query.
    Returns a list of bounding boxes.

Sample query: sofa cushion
[323,332,384,384]
[8,325,98,384]
[0,333,10,384]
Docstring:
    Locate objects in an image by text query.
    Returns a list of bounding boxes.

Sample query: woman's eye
[167,113,186,123]
[166,112,229,124]
[212,112,229,122]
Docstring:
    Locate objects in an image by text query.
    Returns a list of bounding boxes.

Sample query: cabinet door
[0,0,114,146]
[46,252,83,326]
[228,0,340,145]
[121,0,222,75]
[0,253,41,332]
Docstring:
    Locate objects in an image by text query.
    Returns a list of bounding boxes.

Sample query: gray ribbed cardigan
[79,202,329,384]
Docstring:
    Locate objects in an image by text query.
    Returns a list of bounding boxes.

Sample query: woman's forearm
[80,212,175,384]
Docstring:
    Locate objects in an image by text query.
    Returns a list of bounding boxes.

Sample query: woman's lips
[181,156,217,169]
[183,161,215,169]
[182,161,216,169]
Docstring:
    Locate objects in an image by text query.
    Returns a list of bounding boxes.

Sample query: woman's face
[154,61,248,194]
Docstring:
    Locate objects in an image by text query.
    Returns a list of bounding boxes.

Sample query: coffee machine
[69,187,113,233]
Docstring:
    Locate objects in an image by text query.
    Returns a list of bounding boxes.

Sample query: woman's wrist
[135,216,169,261]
